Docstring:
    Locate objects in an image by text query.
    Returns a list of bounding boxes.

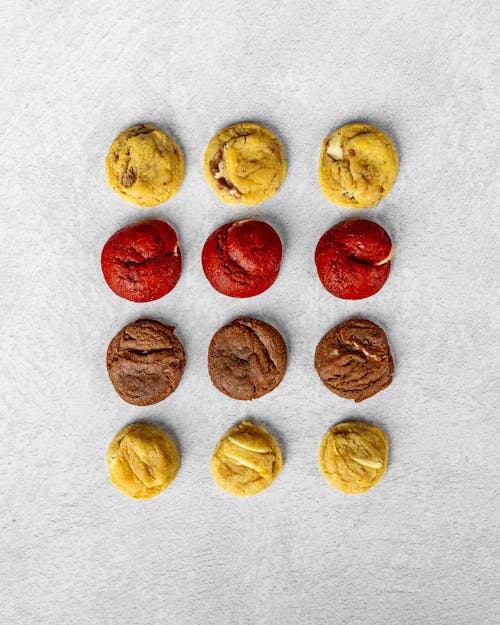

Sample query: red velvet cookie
[315,219,393,300]
[202,220,282,298]
[101,219,181,302]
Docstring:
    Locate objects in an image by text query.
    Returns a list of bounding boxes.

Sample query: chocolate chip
[120,167,137,187]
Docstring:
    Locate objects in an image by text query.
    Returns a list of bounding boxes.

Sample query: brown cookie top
[314,318,393,402]
[106,319,185,406]
[208,317,287,400]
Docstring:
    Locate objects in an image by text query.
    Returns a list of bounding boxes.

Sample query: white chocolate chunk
[352,456,383,469]
[373,245,394,266]
[326,135,344,160]
[227,434,270,453]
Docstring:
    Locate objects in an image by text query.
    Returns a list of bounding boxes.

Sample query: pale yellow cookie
[318,123,398,208]
[319,421,388,494]
[210,420,282,496]
[106,124,184,207]
[107,423,180,499]
[204,122,286,205]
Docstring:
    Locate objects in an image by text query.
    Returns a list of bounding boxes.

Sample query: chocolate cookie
[208,318,287,400]
[107,319,185,406]
[314,318,393,402]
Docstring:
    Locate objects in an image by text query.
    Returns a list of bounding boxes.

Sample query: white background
[1,1,499,623]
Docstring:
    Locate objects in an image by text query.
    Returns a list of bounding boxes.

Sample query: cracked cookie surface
[106,124,184,207]
[314,318,393,402]
[208,317,287,400]
[107,423,180,499]
[101,219,181,302]
[319,421,388,494]
[204,122,286,205]
[210,420,282,496]
[107,319,185,406]
[318,123,398,208]
[202,220,282,297]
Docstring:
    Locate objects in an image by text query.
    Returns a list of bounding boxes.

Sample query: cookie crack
[214,231,251,284]
[217,453,262,483]
[124,347,179,357]
[237,322,279,373]
[347,252,390,269]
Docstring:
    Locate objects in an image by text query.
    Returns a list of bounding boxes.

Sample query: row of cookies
[106,122,399,208]
[101,218,394,302]
[107,420,388,499]
[107,317,394,405]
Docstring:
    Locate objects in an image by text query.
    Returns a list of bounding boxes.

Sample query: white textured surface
[1,1,499,623]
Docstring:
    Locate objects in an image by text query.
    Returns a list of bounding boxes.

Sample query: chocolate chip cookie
[204,122,286,205]
[314,318,393,402]
[106,124,184,207]
[107,319,185,406]
[208,317,287,400]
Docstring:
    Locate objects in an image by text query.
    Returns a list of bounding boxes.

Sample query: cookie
[210,420,282,496]
[106,124,184,207]
[318,123,398,208]
[315,219,393,300]
[314,318,393,402]
[208,317,287,400]
[101,219,181,303]
[107,320,185,406]
[202,219,282,298]
[107,423,180,499]
[319,421,388,494]
[204,122,286,205]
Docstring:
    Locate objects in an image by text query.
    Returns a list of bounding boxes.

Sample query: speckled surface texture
[1,1,499,623]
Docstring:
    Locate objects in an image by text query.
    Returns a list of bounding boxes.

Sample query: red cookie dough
[202,220,282,298]
[315,219,393,300]
[101,219,181,302]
